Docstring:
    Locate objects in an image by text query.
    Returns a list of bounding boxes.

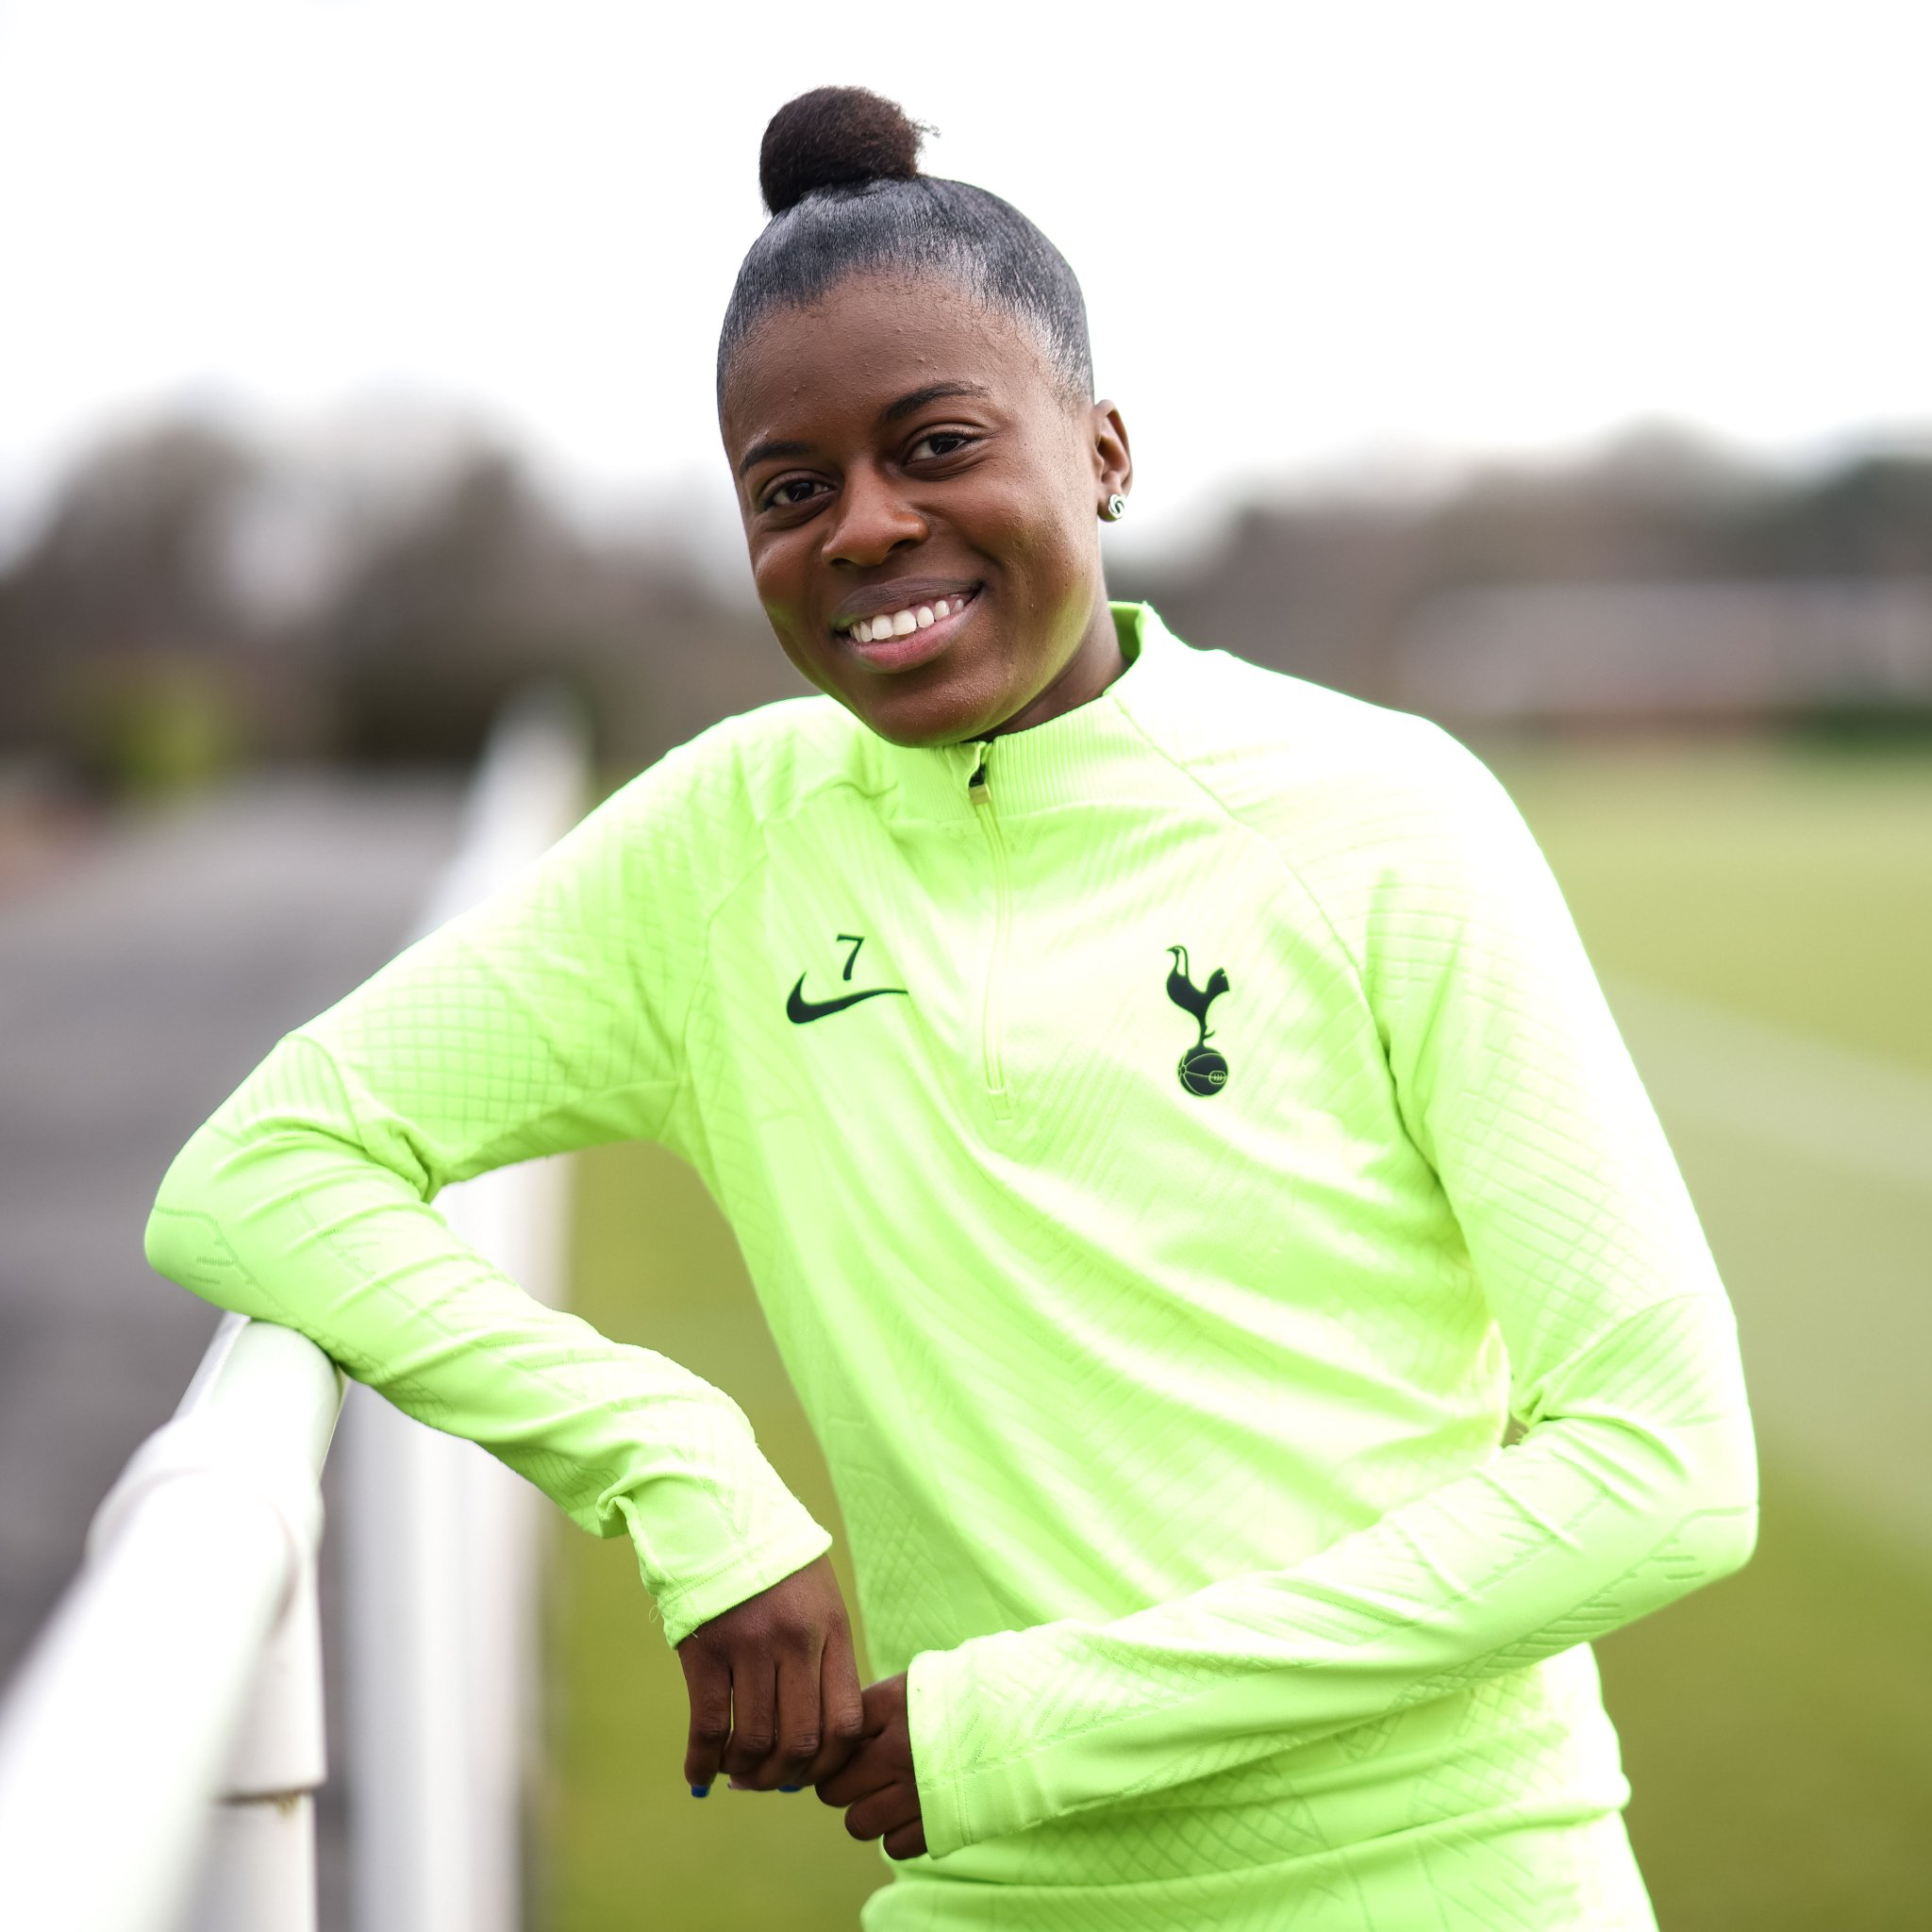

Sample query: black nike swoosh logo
[786,974,910,1024]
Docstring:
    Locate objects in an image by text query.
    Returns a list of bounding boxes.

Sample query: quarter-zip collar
[866,600,1182,824]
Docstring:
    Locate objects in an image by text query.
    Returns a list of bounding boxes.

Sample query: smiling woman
[143,78,1757,1932]
[715,86,1132,749]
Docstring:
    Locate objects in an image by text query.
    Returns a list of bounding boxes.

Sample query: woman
[145,86,1758,1930]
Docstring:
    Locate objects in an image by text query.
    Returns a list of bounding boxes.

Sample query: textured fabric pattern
[144,602,1757,1928]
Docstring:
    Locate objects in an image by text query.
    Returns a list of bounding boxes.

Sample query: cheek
[989,472,1092,613]
[747,544,836,675]
[973,459,1082,564]
[747,536,807,616]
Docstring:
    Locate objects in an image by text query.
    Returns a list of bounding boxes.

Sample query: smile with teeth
[838,586,978,641]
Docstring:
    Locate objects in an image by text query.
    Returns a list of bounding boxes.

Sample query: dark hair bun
[758,86,926,217]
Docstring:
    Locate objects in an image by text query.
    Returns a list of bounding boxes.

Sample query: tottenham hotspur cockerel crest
[1165,945,1231,1096]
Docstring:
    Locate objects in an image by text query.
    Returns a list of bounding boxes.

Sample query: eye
[909,430,974,461]
[759,476,824,513]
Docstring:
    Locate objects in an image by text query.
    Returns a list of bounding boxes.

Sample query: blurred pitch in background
[1,3,1927,1928]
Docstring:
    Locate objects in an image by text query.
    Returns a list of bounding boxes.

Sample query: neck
[976,595,1125,739]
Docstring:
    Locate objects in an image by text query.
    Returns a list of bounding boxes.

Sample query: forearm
[143,1038,832,1648]
[907,1291,1757,1859]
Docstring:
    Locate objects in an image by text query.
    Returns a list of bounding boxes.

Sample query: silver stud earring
[1105,492,1127,521]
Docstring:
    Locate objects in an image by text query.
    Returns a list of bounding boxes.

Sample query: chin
[787,629,1003,747]
[854,708,965,750]
[845,684,990,750]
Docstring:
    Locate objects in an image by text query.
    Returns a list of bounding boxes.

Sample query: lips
[836,585,982,673]
[830,580,981,641]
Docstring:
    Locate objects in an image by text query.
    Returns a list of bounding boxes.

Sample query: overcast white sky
[2,0,1928,570]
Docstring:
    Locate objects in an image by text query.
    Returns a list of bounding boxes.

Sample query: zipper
[966,741,1014,1120]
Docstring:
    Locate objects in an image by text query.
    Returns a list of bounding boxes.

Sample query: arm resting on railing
[143,728,831,1648]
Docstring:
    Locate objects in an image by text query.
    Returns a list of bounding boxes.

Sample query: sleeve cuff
[906,1642,969,1858]
[631,1502,834,1651]
[907,1635,1053,1860]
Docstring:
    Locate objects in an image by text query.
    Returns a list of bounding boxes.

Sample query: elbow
[143,1191,199,1284]
[1724,1496,1759,1577]
[144,1146,195,1281]
[1680,1489,1758,1605]
[1672,1407,1760,1591]
[1564,1395,1759,1603]
[1708,1438,1760,1581]
[142,1200,172,1276]
[142,1131,235,1301]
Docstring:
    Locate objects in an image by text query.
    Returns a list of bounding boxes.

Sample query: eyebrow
[735,380,994,480]
[879,379,992,425]
[735,438,812,481]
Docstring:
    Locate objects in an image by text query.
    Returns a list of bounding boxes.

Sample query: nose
[824,458,926,567]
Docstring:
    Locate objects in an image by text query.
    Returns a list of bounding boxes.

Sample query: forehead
[721,266,1057,444]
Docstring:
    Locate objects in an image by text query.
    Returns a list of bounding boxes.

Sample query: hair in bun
[718,87,1094,416]
[759,86,927,217]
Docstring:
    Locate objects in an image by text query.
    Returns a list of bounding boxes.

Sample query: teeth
[848,590,973,641]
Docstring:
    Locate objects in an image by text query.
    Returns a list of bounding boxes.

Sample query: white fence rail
[0,680,591,1932]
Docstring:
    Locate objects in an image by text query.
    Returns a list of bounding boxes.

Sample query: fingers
[719,1653,776,1785]
[681,1647,731,1794]
[732,1618,867,1790]
[675,1561,869,1796]
[838,1777,924,1857]
[799,1613,869,1788]
[882,1817,928,1862]
[729,1637,820,1790]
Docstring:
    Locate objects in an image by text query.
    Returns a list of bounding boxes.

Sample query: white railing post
[159,1340,332,1932]
[343,676,589,1932]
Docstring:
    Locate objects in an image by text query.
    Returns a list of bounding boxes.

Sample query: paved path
[0,769,464,1932]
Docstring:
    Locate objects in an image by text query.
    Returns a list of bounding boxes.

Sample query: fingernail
[690,1784,709,1797]
[779,1784,803,1792]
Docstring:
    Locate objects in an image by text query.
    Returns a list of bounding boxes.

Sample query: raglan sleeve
[142,724,833,1651]
[902,723,1758,1860]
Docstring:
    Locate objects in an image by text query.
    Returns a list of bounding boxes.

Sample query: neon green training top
[144,600,1757,1929]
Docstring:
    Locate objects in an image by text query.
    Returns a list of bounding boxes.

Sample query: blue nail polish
[690,1784,709,1797]
[779,1784,802,1792]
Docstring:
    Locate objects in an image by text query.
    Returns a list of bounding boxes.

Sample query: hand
[675,1552,869,1795]
[810,1671,926,1860]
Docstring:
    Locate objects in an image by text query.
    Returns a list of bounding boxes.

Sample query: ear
[1090,398,1132,511]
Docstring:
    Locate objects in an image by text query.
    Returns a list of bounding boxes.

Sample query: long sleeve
[902,730,1758,1861]
[142,729,833,1650]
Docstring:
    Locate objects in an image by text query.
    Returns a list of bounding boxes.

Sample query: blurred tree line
[0,415,791,799]
[2,414,1929,804]
[1122,429,1932,738]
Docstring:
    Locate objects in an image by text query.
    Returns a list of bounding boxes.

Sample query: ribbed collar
[867,600,1184,823]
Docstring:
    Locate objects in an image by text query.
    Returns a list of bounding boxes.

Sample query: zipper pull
[967,739,991,799]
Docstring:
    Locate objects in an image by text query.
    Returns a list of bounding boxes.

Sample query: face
[719,267,1132,747]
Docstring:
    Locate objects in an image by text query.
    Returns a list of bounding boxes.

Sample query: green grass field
[531,736,1932,1931]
